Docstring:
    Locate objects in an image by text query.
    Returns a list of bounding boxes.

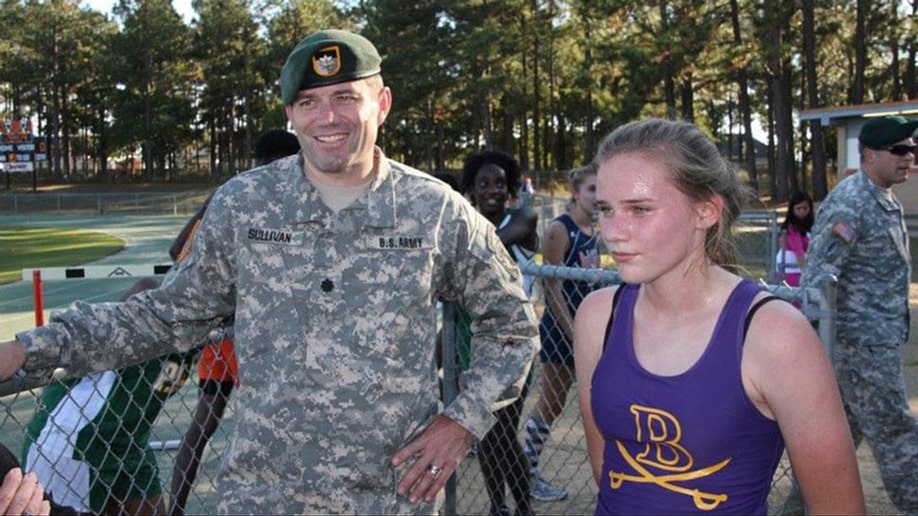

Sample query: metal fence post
[441,301,459,515]
[768,212,779,282]
[817,276,838,359]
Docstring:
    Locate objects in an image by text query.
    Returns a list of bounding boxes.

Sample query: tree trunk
[766,83,778,201]
[802,0,828,198]
[729,0,758,192]
[680,74,694,122]
[774,61,796,200]
[530,0,542,173]
[851,0,867,103]
[582,12,595,165]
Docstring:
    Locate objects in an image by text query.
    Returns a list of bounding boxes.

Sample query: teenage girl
[776,191,814,286]
[523,165,600,502]
[574,118,864,515]
[459,150,538,516]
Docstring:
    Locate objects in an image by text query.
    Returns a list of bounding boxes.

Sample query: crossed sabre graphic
[609,440,731,511]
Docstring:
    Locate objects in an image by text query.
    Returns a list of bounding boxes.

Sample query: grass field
[0,227,124,284]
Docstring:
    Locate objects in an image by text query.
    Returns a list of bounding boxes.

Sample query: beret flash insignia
[313,46,341,77]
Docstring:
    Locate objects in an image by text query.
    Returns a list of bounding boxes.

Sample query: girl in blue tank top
[523,165,600,502]
[573,119,864,515]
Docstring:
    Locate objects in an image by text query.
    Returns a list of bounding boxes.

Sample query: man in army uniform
[0,30,538,515]
[802,115,918,513]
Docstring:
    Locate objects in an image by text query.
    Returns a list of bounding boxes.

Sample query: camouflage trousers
[835,342,918,514]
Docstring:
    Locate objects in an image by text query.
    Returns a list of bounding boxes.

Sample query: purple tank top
[592,280,784,515]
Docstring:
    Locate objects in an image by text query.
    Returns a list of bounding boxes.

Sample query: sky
[82,0,195,23]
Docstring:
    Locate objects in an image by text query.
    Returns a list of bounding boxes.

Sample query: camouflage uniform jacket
[16,150,539,514]
[801,170,910,347]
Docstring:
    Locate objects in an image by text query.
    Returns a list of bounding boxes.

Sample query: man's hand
[390,415,474,504]
[0,340,25,383]
[0,468,50,516]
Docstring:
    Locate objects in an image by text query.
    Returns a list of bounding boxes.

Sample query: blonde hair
[595,118,748,267]
[568,163,597,205]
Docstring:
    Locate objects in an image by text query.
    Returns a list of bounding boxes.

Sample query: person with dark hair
[0,29,537,515]
[433,171,461,193]
[802,115,918,513]
[576,117,863,514]
[168,128,300,516]
[253,129,300,166]
[168,129,300,263]
[457,150,537,516]
[775,191,814,286]
[461,151,523,201]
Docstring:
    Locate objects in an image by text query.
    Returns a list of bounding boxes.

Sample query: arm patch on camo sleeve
[832,221,855,243]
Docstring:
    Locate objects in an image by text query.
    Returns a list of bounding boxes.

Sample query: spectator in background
[459,150,538,516]
[775,190,814,286]
[22,277,198,516]
[433,171,461,193]
[253,129,301,168]
[169,129,300,263]
[518,175,535,208]
[802,115,918,513]
[523,164,600,502]
[577,117,863,514]
[168,128,300,516]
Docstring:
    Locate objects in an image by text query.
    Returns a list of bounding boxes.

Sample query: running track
[0,215,189,340]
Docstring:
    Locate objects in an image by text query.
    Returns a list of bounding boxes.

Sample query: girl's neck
[569,204,593,228]
[485,209,507,226]
[642,263,737,314]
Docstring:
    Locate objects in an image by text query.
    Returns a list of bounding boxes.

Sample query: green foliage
[0,0,914,198]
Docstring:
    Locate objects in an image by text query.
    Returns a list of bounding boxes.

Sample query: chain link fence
[0,191,210,216]
[1,200,826,515]
[440,264,835,515]
[0,329,233,515]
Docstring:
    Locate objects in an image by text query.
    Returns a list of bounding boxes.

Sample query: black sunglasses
[881,144,917,156]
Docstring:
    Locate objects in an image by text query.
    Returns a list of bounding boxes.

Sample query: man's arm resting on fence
[0,340,25,382]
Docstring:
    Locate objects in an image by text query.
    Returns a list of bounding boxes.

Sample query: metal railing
[0,191,211,216]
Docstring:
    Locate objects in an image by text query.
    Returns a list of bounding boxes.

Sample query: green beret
[859,115,918,149]
[280,30,382,105]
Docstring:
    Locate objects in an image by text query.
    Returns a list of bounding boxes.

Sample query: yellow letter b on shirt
[630,405,694,472]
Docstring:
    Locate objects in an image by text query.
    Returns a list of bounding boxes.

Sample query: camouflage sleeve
[802,196,858,287]
[439,203,539,439]
[16,188,238,377]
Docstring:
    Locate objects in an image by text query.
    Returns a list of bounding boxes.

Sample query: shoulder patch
[832,221,855,243]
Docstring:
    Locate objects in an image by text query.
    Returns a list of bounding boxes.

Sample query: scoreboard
[1,118,47,172]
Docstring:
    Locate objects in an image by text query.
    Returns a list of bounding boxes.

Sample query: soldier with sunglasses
[802,115,918,514]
